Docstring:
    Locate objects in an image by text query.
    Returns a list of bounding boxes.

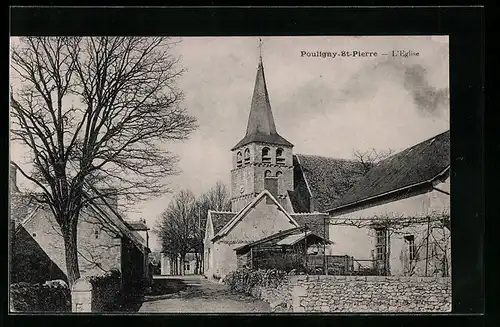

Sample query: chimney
[10,163,19,194]
[264,177,278,204]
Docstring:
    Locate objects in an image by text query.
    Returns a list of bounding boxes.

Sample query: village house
[327,131,451,277]
[9,163,152,291]
[203,55,451,280]
[160,251,198,276]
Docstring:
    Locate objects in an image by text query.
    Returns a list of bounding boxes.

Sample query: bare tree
[201,181,232,212]
[10,37,197,285]
[156,190,198,276]
[353,148,394,174]
[155,182,231,275]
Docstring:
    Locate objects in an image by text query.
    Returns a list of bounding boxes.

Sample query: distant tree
[353,148,394,174]
[156,190,198,276]
[201,181,232,212]
[155,182,231,275]
[10,37,197,285]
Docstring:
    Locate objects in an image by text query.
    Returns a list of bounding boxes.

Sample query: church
[203,55,451,280]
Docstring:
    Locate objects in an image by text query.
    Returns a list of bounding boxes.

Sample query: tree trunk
[194,252,199,275]
[181,254,186,276]
[62,221,80,286]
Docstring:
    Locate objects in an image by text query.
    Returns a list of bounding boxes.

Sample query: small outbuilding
[234,226,331,272]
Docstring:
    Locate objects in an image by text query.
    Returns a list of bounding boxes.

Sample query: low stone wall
[226,270,451,313]
[290,275,451,312]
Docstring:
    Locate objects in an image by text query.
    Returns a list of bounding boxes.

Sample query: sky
[10,36,450,251]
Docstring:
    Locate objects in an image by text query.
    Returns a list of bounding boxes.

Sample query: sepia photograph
[9,35,451,314]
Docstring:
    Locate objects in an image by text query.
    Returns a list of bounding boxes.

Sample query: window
[276,171,282,177]
[375,228,387,261]
[264,170,272,178]
[262,147,271,163]
[236,151,242,167]
[184,262,190,271]
[244,148,250,163]
[404,235,417,261]
[276,148,285,164]
[94,228,100,239]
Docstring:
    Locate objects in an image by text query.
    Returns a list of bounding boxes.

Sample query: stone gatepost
[71,278,92,312]
[291,285,307,312]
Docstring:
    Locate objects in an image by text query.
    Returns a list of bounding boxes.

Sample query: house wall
[11,226,67,284]
[224,198,298,244]
[328,180,450,277]
[211,241,247,279]
[13,206,122,283]
[121,237,146,294]
[214,197,298,278]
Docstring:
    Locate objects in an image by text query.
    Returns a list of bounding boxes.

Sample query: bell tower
[230,50,294,212]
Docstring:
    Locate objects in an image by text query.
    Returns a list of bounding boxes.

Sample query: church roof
[231,58,293,150]
[293,154,366,212]
[330,130,450,212]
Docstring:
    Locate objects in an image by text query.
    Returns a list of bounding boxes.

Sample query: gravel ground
[138,275,271,313]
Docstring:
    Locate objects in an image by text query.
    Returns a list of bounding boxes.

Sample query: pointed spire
[231,50,293,150]
[245,57,277,136]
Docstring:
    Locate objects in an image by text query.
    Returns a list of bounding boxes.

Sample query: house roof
[293,154,365,212]
[84,188,149,253]
[330,130,450,212]
[10,193,41,224]
[213,190,299,241]
[209,211,237,235]
[9,175,149,254]
[234,226,306,252]
[232,58,293,150]
[125,220,149,231]
[276,231,314,246]
[234,226,329,253]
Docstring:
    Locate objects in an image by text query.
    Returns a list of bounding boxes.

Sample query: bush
[88,269,122,312]
[10,281,71,312]
[223,268,287,295]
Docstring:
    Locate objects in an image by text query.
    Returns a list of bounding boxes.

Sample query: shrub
[88,269,122,312]
[10,281,71,312]
[223,268,287,295]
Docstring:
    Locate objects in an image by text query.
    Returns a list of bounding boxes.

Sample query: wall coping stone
[287,275,451,284]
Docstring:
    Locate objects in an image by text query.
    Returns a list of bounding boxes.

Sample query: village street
[138,275,271,313]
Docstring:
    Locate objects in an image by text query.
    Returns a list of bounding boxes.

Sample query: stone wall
[239,274,451,313]
[290,275,451,312]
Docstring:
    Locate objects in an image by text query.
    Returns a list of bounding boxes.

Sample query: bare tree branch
[10,36,197,285]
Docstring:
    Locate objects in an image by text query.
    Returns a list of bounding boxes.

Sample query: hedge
[10,281,71,312]
[88,269,122,312]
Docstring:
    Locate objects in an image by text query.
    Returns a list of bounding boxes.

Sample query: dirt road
[138,275,271,313]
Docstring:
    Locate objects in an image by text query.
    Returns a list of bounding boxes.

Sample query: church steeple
[230,46,295,213]
[231,56,293,150]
